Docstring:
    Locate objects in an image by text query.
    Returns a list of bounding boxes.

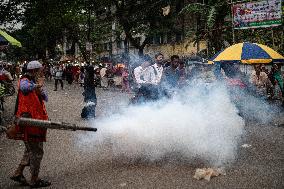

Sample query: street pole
[271,28,275,49]
[88,3,91,65]
[85,0,92,65]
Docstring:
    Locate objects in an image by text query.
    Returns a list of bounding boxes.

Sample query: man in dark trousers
[11,60,51,188]
[81,65,97,119]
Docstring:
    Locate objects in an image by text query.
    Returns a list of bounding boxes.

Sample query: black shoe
[10,175,29,186]
[53,89,57,91]
[30,179,51,188]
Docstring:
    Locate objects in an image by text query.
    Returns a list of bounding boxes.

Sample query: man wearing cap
[10,60,51,188]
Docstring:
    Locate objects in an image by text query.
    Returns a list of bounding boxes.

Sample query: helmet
[27,61,42,70]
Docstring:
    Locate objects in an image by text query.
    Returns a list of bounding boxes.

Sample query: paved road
[0,80,283,189]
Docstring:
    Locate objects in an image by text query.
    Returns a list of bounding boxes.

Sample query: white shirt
[134,66,156,86]
[134,66,146,84]
[54,68,63,79]
[150,63,163,85]
[100,68,107,77]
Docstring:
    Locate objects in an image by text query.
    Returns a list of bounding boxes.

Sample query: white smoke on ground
[234,90,280,125]
[77,82,246,166]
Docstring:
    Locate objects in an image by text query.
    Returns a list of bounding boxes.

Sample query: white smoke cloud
[77,82,246,166]
[233,89,280,125]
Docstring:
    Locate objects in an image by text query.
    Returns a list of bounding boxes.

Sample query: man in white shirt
[133,60,152,87]
[148,52,164,85]
[131,54,165,103]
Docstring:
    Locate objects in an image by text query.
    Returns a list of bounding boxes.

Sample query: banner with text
[233,0,282,29]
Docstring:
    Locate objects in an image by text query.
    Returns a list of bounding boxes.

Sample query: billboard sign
[233,0,282,29]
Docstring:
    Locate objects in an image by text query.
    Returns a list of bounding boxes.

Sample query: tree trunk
[77,42,88,62]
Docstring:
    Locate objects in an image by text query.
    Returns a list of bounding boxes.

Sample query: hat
[27,61,42,70]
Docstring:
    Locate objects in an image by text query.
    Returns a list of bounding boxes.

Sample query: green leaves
[180,3,207,15]
[181,3,217,29]
[207,7,216,29]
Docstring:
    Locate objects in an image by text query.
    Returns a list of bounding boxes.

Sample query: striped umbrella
[0,29,22,47]
[209,42,284,64]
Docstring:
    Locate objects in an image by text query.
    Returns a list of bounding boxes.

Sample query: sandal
[10,175,29,186]
[30,179,51,188]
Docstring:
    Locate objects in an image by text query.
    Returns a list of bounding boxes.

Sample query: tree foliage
[181,0,231,56]
[2,0,283,61]
[96,0,182,55]
[2,0,111,61]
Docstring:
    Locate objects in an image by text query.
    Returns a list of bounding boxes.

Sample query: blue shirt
[20,78,48,102]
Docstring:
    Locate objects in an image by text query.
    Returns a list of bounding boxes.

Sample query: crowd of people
[128,53,284,106]
[1,53,283,105]
[250,64,284,100]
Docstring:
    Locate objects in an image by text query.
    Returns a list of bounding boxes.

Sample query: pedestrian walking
[81,65,97,119]
[15,64,21,79]
[79,66,85,87]
[121,68,130,93]
[100,66,108,89]
[50,65,55,80]
[54,65,64,91]
[10,60,51,188]
[65,65,73,85]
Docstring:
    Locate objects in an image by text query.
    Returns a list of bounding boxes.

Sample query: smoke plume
[77,82,246,166]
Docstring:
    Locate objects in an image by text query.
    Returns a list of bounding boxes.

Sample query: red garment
[72,66,79,75]
[15,77,48,142]
[226,78,246,89]
[0,74,8,80]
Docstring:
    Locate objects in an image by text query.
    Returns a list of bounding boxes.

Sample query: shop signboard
[233,0,282,29]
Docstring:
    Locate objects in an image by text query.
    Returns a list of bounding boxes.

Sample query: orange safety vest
[14,77,48,142]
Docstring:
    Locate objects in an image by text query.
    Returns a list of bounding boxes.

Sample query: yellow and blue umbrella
[209,42,284,64]
[0,29,22,47]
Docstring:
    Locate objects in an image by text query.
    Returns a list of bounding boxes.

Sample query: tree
[98,0,181,56]
[2,0,96,61]
[2,0,187,60]
[181,0,231,56]
[0,0,26,27]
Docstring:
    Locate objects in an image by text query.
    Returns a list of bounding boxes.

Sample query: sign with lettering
[233,0,282,29]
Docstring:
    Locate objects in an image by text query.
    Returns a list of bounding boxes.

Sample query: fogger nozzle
[16,117,97,132]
